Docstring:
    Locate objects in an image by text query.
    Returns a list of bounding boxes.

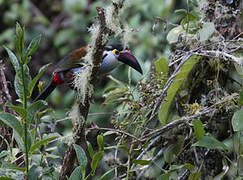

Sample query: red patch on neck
[53,73,64,85]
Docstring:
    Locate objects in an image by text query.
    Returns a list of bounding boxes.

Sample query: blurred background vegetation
[1,0,242,179]
[0,0,184,132]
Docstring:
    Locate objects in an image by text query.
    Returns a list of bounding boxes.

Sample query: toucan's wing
[54,47,87,73]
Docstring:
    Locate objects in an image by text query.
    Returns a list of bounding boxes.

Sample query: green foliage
[158,55,199,125]
[232,110,243,132]
[192,136,229,150]
[0,23,56,178]
[73,144,87,179]
[0,0,242,179]
[193,119,205,140]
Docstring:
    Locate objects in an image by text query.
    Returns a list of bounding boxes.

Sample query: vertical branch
[59,7,108,179]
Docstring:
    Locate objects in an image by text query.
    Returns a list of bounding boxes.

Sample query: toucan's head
[100,44,143,74]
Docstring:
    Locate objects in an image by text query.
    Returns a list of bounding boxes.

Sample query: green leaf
[198,22,215,41]
[133,159,152,165]
[192,136,229,150]
[159,55,199,125]
[174,9,187,16]
[103,131,116,136]
[6,103,27,119]
[4,46,20,72]
[181,13,199,27]
[193,119,205,140]
[97,134,104,152]
[0,113,24,137]
[169,163,194,171]
[91,151,104,175]
[100,168,115,180]
[14,130,25,152]
[157,173,170,180]
[167,25,184,44]
[24,34,41,64]
[189,172,201,180]
[30,136,58,154]
[232,110,243,132]
[14,75,23,99]
[0,177,15,180]
[87,142,94,159]
[27,165,41,180]
[154,57,169,76]
[0,151,9,159]
[14,65,31,99]
[27,100,47,126]
[238,90,243,107]
[28,63,51,97]
[73,144,87,178]
[69,166,82,180]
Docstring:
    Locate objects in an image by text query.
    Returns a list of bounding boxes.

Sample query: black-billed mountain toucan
[34,44,143,101]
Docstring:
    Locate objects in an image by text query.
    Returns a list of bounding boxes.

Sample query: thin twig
[87,127,141,142]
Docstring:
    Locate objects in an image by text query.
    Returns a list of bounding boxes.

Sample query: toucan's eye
[112,49,120,56]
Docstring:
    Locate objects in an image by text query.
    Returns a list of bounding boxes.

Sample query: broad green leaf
[97,135,104,151]
[103,131,116,136]
[1,160,26,172]
[27,165,41,180]
[198,22,215,41]
[155,57,169,76]
[14,75,23,99]
[0,113,23,137]
[73,144,87,178]
[192,136,229,150]
[6,103,27,119]
[27,100,47,126]
[14,130,24,152]
[100,168,115,180]
[193,119,205,140]
[167,25,184,44]
[30,136,58,154]
[69,166,82,180]
[174,9,187,16]
[91,151,104,175]
[164,135,185,163]
[189,172,201,180]
[87,142,94,159]
[232,110,243,132]
[24,34,41,64]
[4,46,20,72]
[238,90,243,107]
[234,61,243,80]
[0,151,9,159]
[133,159,151,165]
[181,13,200,28]
[159,55,199,125]
[157,173,170,180]
[28,63,51,97]
[169,163,194,171]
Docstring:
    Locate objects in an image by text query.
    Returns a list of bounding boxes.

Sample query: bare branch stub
[60,7,108,179]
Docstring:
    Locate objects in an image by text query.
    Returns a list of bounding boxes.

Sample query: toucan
[33,44,143,101]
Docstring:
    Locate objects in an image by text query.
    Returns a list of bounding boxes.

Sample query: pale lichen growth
[73,66,94,104]
[105,5,123,36]
[121,23,132,49]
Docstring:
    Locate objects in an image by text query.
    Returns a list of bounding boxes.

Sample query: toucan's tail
[34,80,56,101]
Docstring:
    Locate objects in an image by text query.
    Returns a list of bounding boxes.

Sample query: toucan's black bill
[118,50,143,74]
